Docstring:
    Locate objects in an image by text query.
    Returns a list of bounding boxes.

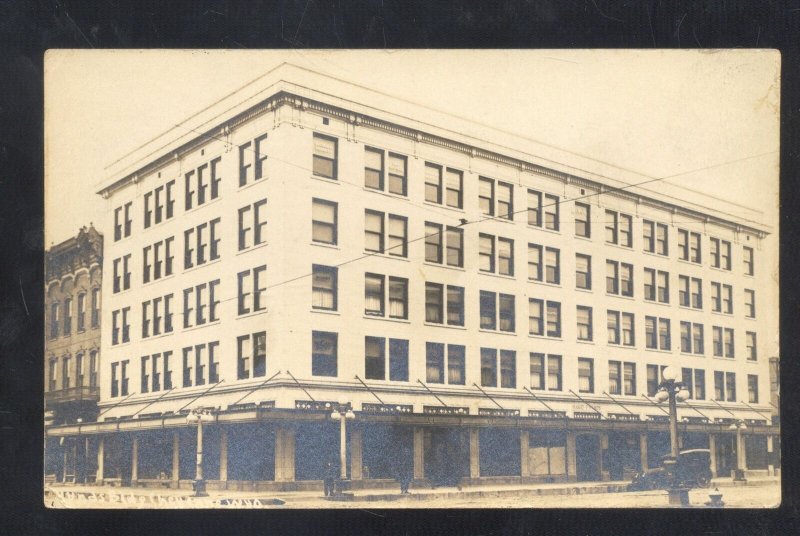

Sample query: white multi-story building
[46,64,778,489]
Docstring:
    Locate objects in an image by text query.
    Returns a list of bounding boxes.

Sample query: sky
[44,50,781,357]
[45,49,779,246]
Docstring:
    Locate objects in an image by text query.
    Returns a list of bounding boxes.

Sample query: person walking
[323,460,337,497]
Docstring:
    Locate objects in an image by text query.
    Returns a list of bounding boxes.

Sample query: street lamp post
[329,401,355,482]
[186,407,215,497]
[729,420,748,481]
[654,365,691,506]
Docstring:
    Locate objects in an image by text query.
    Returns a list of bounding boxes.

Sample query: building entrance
[575,434,601,482]
[424,428,469,486]
[715,434,735,477]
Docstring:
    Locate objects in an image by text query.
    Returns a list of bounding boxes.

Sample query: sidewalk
[44,476,780,509]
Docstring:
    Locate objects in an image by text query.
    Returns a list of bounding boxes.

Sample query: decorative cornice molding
[100,90,767,236]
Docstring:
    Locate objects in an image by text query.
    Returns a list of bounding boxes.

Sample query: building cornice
[99,90,769,238]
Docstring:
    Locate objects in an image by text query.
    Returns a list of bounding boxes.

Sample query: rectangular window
[643,220,655,252]
[365,336,386,380]
[120,360,129,396]
[312,331,337,377]
[364,274,385,316]
[445,226,464,267]
[744,289,756,318]
[425,282,443,324]
[387,153,408,196]
[424,163,442,204]
[605,210,632,247]
[121,307,130,343]
[91,288,100,328]
[546,301,561,337]
[607,310,620,345]
[364,147,384,190]
[425,223,464,267]
[681,322,704,354]
[425,164,462,208]
[606,260,632,296]
[237,331,267,380]
[545,247,560,285]
[678,275,703,309]
[577,305,593,341]
[389,338,409,382]
[711,282,721,312]
[111,309,119,345]
[645,316,671,350]
[528,244,543,281]
[646,365,663,397]
[576,253,592,290]
[114,202,132,241]
[623,362,636,395]
[426,283,465,326]
[237,265,267,315]
[743,246,754,276]
[364,274,408,319]
[499,293,515,332]
[182,347,193,387]
[746,332,757,361]
[678,229,702,263]
[575,202,591,238]
[141,355,150,394]
[710,238,732,270]
[365,210,408,257]
[478,292,515,333]
[313,133,337,179]
[77,293,86,331]
[445,168,463,209]
[311,198,337,245]
[62,357,71,389]
[500,350,516,388]
[479,177,513,220]
[238,198,268,250]
[185,158,222,210]
[184,219,221,269]
[726,372,737,402]
[425,342,444,383]
[748,375,759,404]
[712,326,723,357]
[479,290,496,330]
[425,222,443,263]
[724,328,735,358]
[527,189,542,227]
[694,370,706,400]
[480,348,498,387]
[110,362,119,397]
[608,360,621,395]
[479,234,514,276]
[621,312,635,346]
[645,316,657,349]
[63,298,72,335]
[364,210,384,253]
[544,194,559,231]
[578,358,594,393]
[528,298,544,336]
[238,133,269,186]
[447,345,465,385]
[620,262,633,297]
[529,353,544,390]
[644,268,669,303]
[311,265,337,311]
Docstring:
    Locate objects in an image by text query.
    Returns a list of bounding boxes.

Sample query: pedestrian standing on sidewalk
[323,460,337,497]
[399,456,413,494]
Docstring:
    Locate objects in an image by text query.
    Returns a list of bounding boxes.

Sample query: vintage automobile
[628,449,713,491]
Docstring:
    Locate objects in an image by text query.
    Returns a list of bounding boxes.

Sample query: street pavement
[44,477,780,509]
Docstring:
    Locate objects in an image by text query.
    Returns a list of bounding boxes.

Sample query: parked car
[628,449,713,491]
